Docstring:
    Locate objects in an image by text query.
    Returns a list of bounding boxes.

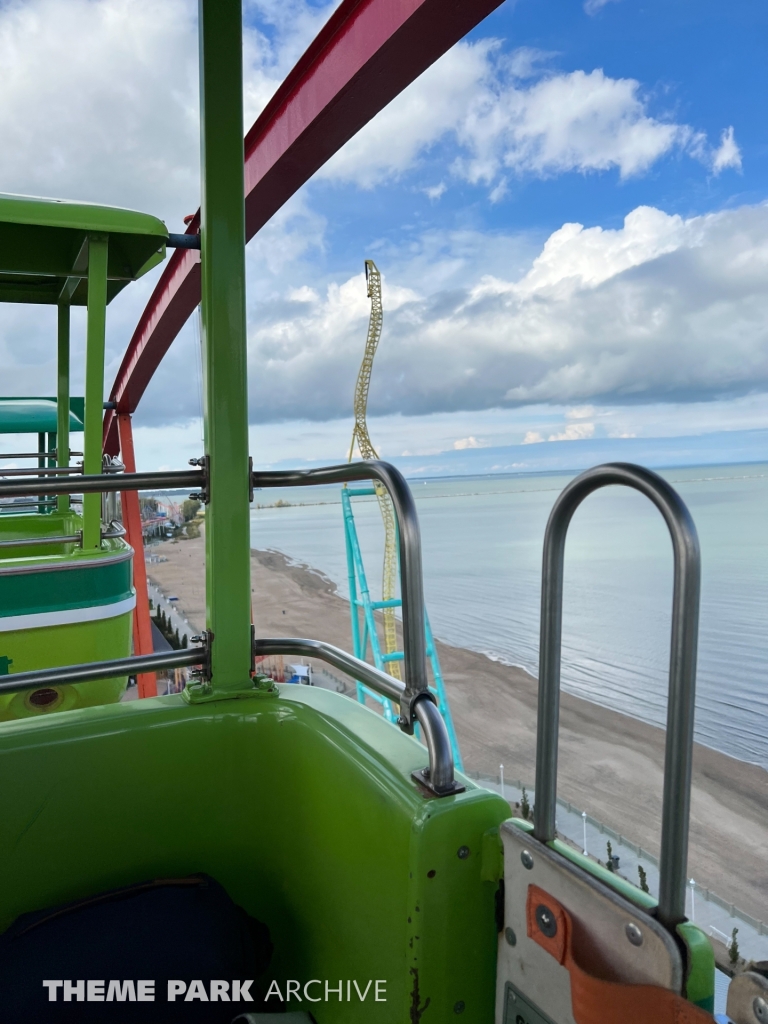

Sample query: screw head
[521,849,534,870]
[505,926,517,946]
[625,922,643,947]
[457,846,470,860]
[453,1000,465,1014]
[535,904,557,938]
[754,997,768,1023]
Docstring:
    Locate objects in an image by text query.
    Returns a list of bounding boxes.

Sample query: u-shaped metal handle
[533,463,700,928]
[252,460,431,728]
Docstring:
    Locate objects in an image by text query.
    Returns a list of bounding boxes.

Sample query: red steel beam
[104,0,504,455]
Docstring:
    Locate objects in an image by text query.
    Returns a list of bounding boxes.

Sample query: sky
[0,0,766,472]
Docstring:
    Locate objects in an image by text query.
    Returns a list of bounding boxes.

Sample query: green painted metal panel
[198,0,253,691]
[0,552,132,617]
[0,193,167,305]
[0,610,131,721]
[57,307,71,513]
[0,685,508,1021]
[0,397,83,434]
[83,236,108,551]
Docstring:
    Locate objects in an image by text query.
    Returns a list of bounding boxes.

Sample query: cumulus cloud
[0,0,336,396]
[0,0,199,220]
[0,0,335,220]
[711,126,742,175]
[547,422,595,441]
[320,41,740,191]
[453,436,487,449]
[240,202,768,423]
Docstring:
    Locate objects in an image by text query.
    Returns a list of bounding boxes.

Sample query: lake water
[250,464,768,770]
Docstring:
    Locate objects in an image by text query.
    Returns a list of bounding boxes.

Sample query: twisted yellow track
[348,261,401,680]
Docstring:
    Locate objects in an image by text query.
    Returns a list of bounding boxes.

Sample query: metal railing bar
[0,451,83,460]
[254,636,404,702]
[252,635,457,795]
[0,469,204,498]
[0,534,81,550]
[102,520,126,539]
[252,461,430,728]
[0,648,204,695]
[533,462,700,930]
[0,499,64,508]
[412,695,456,794]
[0,467,84,477]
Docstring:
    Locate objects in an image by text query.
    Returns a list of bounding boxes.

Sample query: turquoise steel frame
[341,485,463,770]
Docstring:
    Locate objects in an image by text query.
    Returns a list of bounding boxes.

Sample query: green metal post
[198,0,252,690]
[82,235,108,550]
[37,432,45,515]
[57,304,70,513]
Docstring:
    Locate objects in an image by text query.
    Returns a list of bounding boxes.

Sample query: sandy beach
[148,533,768,920]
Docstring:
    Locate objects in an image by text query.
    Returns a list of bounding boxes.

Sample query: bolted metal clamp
[187,630,213,686]
[188,455,210,503]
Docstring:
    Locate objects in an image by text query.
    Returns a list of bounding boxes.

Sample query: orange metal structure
[118,412,156,697]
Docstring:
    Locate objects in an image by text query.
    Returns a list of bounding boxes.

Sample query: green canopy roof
[0,398,84,434]
[0,194,168,305]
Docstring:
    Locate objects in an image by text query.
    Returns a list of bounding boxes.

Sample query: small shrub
[606,841,614,872]
[637,865,649,893]
[520,787,530,821]
[729,928,739,965]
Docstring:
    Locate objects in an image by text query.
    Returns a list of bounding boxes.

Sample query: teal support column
[57,304,70,513]
[198,0,252,690]
[82,235,108,550]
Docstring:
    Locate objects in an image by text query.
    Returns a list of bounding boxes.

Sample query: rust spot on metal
[409,966,431,1023]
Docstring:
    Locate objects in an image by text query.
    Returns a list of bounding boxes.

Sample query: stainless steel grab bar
[253,635,461,796]
[252,461,430,731]
[0,533,81,550]
[0,466,84,477]
[0,469,204,498]
[102,520,127,539]
[533,462,700,928]
[0,648,206,695]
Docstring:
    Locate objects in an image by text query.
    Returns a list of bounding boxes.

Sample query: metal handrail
[252,461,431,730]
[0,468,204,498]
[533,463,700,929]
[0,466,84,477]
[0,499,64,509]
[0,648,206,696]
[0,451,83,460]
[102,520,126,539]
[253,635,460,796]
[256,636,404,701]
[0,533,81,550]
[0,633,459,796]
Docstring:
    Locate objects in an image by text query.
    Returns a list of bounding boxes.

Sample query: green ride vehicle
[0,0,729,1022]
[0,196,167,720]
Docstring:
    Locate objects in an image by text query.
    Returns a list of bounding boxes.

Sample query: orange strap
[526,884,713,1024]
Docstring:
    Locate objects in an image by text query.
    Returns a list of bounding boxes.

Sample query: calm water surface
[250,464,768,769]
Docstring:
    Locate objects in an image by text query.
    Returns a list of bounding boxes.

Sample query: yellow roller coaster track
[348,260,401,680]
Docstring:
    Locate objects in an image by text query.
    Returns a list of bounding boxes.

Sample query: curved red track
[103,0,504,455]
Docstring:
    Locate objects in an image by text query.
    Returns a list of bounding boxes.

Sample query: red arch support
[103,0,504,455]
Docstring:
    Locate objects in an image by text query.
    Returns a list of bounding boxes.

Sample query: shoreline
[147,535,768,920]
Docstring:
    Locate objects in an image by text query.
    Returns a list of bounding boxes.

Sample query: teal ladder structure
[341,485,463,771]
